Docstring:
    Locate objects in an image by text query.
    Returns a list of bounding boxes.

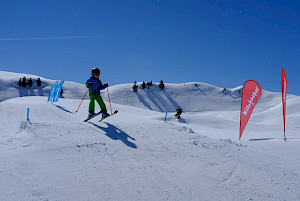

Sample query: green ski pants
[89,94,107,113]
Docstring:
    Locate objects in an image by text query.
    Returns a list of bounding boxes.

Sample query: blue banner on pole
[48,81,58,102]
[53,81,64,102]
[48,81,64,102]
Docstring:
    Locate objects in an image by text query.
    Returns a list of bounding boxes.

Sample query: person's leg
[95,95,107,113]
[88,94,96,115]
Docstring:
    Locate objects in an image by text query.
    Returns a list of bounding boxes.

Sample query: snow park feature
[1,71,300,200]
[239,80,262,140]
[282,69,287,140]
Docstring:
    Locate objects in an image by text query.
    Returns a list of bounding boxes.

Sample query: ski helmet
[91,67,100,75]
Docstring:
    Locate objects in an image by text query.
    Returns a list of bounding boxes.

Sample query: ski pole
[76,86,91,113]
[107,87,113,115]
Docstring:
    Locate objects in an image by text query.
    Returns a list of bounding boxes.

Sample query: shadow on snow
[249,138,300,142]
[54,105,74,114]
[134,89,179,112]
[89,122,137,149]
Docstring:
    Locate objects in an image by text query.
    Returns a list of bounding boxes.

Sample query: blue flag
[53,81,64,102]
[48,81,64,102]
[48,81,58,102]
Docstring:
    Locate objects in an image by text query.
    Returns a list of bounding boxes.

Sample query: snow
[1,71,300,200]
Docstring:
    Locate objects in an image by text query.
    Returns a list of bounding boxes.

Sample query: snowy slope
[1,71,297,115]
[1,71,300,201]
[107,82,243,112]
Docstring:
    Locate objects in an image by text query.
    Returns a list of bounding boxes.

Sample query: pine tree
[37,78,41,86]
[159,80,165,90]
[28,78,33,87]
[141,82,146,90]
[133,81,138,92]
[18,78,22,87]
[22,77,27,87]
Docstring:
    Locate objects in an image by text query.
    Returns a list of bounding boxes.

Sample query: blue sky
[1,0,299,95]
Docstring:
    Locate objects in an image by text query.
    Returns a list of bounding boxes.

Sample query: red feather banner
[282,69,287,140]
[239,80,262,140]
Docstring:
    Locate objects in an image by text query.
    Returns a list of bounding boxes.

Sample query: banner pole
[107,87,113,115]
[27,108,30,121]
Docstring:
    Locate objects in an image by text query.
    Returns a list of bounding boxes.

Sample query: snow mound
[0,71,87,101]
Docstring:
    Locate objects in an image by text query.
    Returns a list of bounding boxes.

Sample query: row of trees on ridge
[133,80,165,92]
[18,77,42,87]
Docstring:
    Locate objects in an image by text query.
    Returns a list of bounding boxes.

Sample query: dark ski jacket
[86,76,106,95]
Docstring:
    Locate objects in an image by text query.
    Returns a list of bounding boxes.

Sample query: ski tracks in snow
[1,99,300,200]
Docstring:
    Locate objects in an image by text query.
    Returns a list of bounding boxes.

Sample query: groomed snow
[1,71,300,201]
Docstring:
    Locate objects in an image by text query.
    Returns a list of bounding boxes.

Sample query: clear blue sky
[1,0,299,95]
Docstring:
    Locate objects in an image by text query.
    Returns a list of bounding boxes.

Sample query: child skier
[86,67,110,118]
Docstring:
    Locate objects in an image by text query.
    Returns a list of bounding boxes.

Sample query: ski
[99,110,118,122]
[83,111,103,122]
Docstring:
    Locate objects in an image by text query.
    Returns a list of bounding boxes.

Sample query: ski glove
[88,82,93,86]
[103,83,108,88]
